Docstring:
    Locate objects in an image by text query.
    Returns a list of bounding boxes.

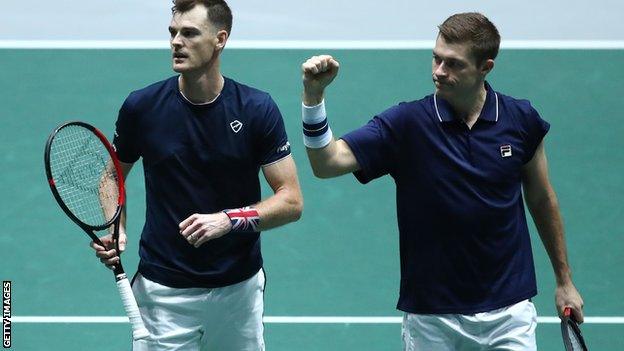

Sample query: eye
[433,55,442,64]
[182,29,199,38]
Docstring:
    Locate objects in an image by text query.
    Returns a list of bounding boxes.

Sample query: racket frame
[45,121,125,238]
[561,307,588,351]
[44,121,148,340]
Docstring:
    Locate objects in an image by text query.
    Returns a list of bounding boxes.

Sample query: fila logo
[230,120,243,133]
[500,144,512,158]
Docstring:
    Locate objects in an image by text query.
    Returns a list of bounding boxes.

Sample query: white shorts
[132,269,266,351]
[402,299,537,351]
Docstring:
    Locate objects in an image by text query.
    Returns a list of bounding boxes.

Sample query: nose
[433,62,447,78]
[171,33,183,48]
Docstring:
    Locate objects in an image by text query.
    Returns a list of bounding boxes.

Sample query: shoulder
[497,91,540,120]
[122,76,177,112]
[376,95,433,126]
[496,91,549,138]
[225,77,274,107]
[223,78,281,127]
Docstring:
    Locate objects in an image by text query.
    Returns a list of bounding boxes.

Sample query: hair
[172,0,233,35]
[437,12,500,65]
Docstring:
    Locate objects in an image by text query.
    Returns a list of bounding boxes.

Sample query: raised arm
[301,55,360,178]
[521,141,584,322]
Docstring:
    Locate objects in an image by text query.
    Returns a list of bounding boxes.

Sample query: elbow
[312,168,327,179]
[280,189,303,223]
[525,188,559,213]
[311,166,335,179]
[309,158,336,179]
[291,197,303,222]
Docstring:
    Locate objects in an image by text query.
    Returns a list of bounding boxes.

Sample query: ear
[481,59,495,76]
[215,30,229,52]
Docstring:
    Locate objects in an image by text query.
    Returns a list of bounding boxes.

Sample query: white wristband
[302,100,333,148]
[302,100,327,124]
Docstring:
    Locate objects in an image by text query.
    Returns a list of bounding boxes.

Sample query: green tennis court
[1,48,623,350]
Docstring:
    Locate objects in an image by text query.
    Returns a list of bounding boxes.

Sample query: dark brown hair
[438,12,500,65]
[172,0,233,34]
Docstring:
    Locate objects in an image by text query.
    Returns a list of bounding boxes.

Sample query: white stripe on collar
[433,93,443,122]
[178,75,222,106]
[180,89,221,105]
[494,92,499,122]
[433,91,500,122]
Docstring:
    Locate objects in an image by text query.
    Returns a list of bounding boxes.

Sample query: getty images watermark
[2,281,10,348]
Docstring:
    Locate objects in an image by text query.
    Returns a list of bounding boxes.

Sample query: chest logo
[230,120,243,133]
[500,144,512,158]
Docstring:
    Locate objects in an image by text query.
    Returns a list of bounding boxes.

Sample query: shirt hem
[261,153,291,167]
[339,136,373,184]
[397,289,538,315]
[138,261,263,289]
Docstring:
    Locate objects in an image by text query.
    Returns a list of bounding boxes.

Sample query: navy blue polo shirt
[342,82,550,314]
[112,76,290,288]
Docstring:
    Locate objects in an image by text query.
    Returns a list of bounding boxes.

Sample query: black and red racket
[44,121,149,340]
[561,307,588,351]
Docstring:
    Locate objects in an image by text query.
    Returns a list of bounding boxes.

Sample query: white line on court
[1,40,624,50]
[11,316,624,324]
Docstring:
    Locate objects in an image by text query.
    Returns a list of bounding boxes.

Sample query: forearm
[526,189,571,285]
[182,189,302,244]
[302,97,339,178]
[303,90,324,106]
[119,206,127,234]
[117,161,133,237]
[224,156,303,233]
[301,99,359,178]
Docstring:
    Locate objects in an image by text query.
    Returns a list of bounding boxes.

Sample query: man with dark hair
[300,12,583,350]
[91,0,303,349]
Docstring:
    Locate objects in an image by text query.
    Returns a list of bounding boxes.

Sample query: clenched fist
[302,55,340,105]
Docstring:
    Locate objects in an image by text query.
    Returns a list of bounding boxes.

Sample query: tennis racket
[561,307,588,351]
[44,121,150,340]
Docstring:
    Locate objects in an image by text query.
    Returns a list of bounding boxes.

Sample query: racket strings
[49,125,120,227]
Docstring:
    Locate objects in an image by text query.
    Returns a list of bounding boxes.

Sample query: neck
[446,82,487,125]
[179,63,224,104]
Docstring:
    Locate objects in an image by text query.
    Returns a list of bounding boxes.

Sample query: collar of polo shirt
[433,81,499,123]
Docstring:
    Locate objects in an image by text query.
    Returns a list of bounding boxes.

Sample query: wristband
[224,206,260,232]
[302,100,333,148]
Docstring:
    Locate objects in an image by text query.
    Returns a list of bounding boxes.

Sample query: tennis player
[90,0,303,349]
[301,12,583,350]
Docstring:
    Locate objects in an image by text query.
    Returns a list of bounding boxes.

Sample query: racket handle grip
[116,274,150,340]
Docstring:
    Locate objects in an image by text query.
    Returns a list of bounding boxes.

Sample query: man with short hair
[301,12,583,350]
[91,1,303,349]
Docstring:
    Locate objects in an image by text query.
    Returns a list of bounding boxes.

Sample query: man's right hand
[90,232,127,270]
[301,55,340,106]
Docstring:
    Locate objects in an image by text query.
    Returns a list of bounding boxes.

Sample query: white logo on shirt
[230,120,243,133]
[500,144,512,158]
[277,141,290,153]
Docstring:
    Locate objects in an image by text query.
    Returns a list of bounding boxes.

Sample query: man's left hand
[556,281,584,323]
[179,212,233,248]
